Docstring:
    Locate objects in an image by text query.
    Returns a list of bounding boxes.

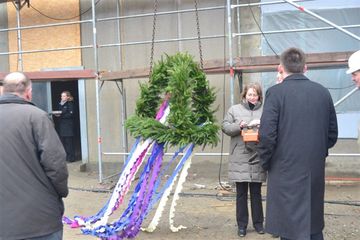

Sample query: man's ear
[303,64,308,73]
[277,64,285,74]
[24,87,32,101]
[276,64,285,84]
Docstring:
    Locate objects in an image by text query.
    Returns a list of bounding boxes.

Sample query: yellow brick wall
[7,0,81,71]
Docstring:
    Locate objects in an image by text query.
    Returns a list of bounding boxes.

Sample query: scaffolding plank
[0,69,96,81]
[234,51,352,72]
[100,51,352,81]
[0,51,351,82]
[100,69,149,81]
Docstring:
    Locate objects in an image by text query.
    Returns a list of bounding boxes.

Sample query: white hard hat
[346,50,360,74]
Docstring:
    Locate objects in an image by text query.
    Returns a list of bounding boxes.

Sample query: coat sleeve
[258,89,279,171]
[33,113,69,198]
[327,95,338,149]
[222,107,241,137]
[61,101,74,119]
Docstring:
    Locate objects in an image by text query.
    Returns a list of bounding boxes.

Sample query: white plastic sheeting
[261,0,360,13]
[258,0,360,138]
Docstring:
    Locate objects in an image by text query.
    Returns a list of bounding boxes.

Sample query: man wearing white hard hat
[347,50,360,87]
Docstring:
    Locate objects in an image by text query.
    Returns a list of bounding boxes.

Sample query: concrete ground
[63,154,360,240]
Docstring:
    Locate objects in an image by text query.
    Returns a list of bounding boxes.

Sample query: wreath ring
[125,53,219,147]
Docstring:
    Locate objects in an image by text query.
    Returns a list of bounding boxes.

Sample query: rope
[149,0,203,72]
[149,0,158,77]
[194,0,203,69]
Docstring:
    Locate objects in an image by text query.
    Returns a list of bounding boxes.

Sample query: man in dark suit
[258,48,338,240]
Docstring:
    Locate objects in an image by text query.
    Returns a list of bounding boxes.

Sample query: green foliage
[125,52,219,147]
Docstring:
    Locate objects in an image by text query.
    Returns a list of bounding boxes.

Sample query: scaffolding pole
[233,24,360,38]
[91,0,103,183]
[0,35,225,56]
[334,87,359,108]
[98,5,225,22]
[2,24,359,56]
[235,0,241,56]
[0,19,92,33]
[226,0,234,106]
[0,6,224,33]
[115,1,128,164]
[231,0,311,8]
[15,1,23,71]
[283,0,360,42]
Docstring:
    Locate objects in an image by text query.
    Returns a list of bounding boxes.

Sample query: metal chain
[194,0,203,70]
[149,0,158,77]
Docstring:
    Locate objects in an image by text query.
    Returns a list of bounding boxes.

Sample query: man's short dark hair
[280,47,306,74]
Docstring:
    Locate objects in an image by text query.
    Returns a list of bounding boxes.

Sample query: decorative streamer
[141,144,193,232]
[64,101,169,233]
[169,147,194,232]
[64,53,219,239]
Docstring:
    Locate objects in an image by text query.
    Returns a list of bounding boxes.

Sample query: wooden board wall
[7,0,81,71]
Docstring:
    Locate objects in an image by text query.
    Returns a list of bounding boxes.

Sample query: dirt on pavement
[63,161,360,240]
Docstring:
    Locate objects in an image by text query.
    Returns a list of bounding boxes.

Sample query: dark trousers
[236,182,264,229]
[280,232,323,240]
[61,136,75,162]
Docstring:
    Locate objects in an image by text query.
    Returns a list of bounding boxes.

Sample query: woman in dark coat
[222,83,267,237]
[58,90,75,162]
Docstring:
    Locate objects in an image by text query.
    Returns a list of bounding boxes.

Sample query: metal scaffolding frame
[0,0,359,182]
[225,0,360,180]
[228,0,360,105]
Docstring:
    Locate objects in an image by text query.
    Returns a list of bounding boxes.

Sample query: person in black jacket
[56,90,75,162]
[0,80,3,95]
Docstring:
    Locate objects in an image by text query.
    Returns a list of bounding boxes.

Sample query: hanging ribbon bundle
[63,53,219,239]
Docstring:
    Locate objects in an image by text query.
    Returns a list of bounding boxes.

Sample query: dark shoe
[255,225,265,234]
[238,228,246,237]
[271,235,279,238]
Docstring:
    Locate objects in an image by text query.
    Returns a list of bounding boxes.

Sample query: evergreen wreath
[125,52,219,147]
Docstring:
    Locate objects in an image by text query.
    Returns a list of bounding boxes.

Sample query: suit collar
[283,73,309,81]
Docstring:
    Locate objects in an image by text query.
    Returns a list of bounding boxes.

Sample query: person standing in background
[346,50,360,87]
[0,80,3,95]
[222,83,266,238]
[56,90,76,162]
[0,72,68,240]
[258,48,338,240]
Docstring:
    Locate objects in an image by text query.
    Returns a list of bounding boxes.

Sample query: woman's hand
[240,120,247,128]
[248,119,260,127]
